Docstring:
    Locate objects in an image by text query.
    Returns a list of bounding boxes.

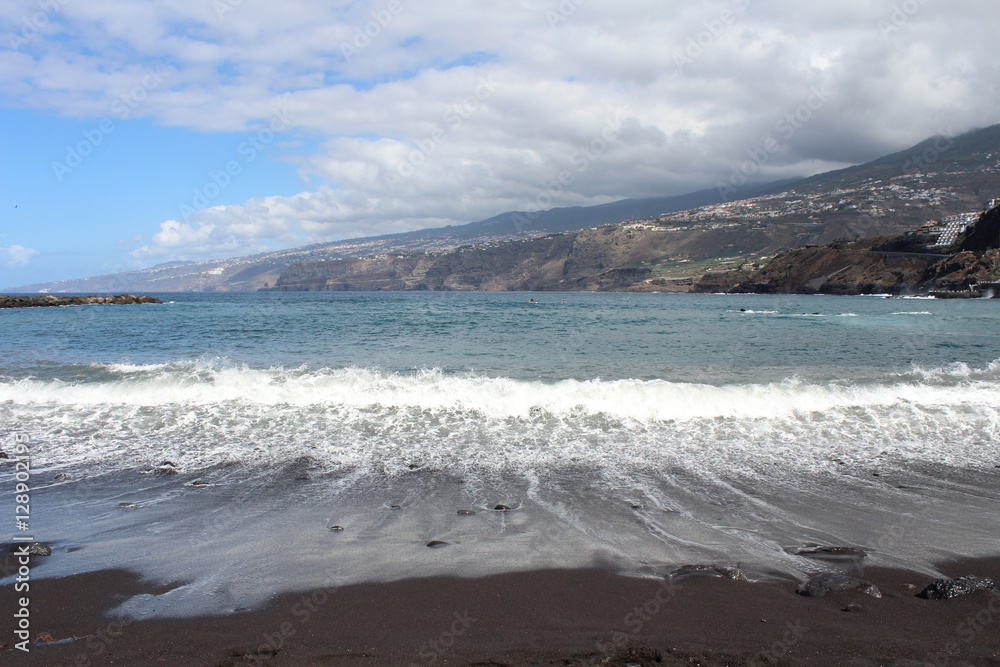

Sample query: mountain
[4,184,771,293]
[9,124,1000,293]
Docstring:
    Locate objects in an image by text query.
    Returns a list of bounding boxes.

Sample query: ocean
[2,291,999,617]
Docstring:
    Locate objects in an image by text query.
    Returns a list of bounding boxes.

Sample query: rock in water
[918,575,999,600]
[796,573,882,598]
[0,294,163,309]
[794,545,868,562]
[426,540,450,548]
[667,565,749,582]
[7,542,52,556]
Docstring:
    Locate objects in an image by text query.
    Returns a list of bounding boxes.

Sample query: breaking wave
[3,360,999,473]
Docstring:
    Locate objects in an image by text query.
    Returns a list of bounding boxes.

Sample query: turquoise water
[1,292,998,473]
[2,291,998,382]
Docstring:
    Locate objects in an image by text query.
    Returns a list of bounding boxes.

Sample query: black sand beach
[6,557,1000,666]
[4,457,1000,665]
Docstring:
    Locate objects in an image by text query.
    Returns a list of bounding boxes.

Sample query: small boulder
[9,543,51,556]
[918,575,998,600]
[796,573,882,598]
[794,545,868,562]
[667,565,748,582]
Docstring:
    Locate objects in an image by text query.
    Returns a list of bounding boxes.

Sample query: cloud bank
[2,0,997,263]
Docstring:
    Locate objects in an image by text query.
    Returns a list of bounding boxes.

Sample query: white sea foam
[3,361,999,474]
[1,361,997,417]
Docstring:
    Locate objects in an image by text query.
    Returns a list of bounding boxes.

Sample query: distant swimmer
[561,300,566,304]
[528,298,536,303]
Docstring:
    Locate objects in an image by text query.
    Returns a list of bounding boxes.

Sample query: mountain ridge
[4,183,773,293]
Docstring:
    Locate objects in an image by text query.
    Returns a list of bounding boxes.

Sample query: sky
[1,0,998,288]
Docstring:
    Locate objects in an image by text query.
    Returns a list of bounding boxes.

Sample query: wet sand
[5,460,1000,665]
[6,557,1000,666]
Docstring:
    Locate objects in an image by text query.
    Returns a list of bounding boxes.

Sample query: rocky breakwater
[0,294,163,309]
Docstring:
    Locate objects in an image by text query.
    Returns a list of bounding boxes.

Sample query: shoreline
[5,558,1000,666]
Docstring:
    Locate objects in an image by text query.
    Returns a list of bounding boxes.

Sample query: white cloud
[2,0,998,262]
[0,245,38,268]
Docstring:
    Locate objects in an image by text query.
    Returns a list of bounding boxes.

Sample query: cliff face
[694,207,1000,295]
[267,210,911,293]
[270,227,687,291]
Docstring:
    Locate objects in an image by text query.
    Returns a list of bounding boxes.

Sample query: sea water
[2,292,999,616]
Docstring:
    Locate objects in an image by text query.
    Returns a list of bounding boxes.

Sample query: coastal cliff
[264,214,875,293]
[693,207,1000,295]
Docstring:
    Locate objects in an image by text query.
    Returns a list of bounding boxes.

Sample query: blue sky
[1,108,306,282]
[1,0,997,288]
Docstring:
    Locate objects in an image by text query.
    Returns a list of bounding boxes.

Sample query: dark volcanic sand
[5,559,1000,666]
